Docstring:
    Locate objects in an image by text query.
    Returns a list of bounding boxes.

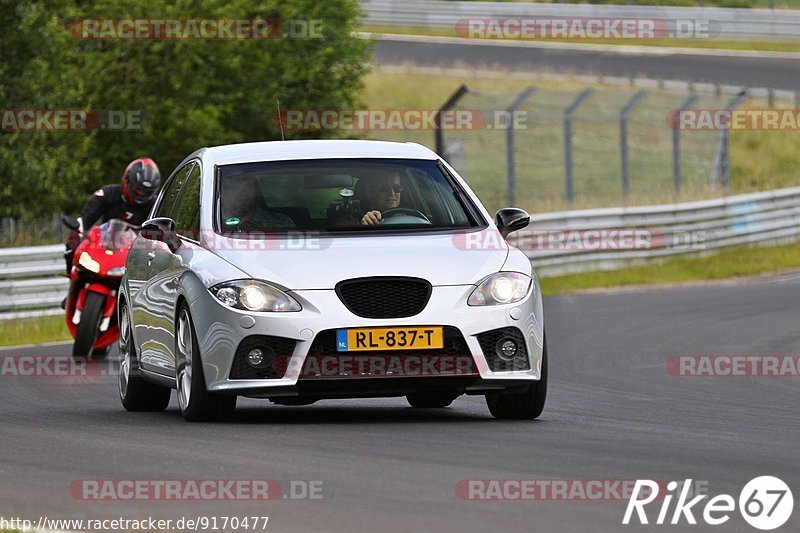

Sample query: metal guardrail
[0,244,68,320]
[526,186,800,276]
[363,0,800,40]
[2,186,800,319]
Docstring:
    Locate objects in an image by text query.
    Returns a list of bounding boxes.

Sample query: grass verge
[0,315,71,348]
[540,241,800,294]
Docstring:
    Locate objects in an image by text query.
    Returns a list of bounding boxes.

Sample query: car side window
[173,163,202,238]
[154,162,194,219]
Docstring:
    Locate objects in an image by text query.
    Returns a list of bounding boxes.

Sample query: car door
[134,161,194,374]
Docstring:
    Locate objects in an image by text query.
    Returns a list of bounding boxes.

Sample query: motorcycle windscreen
[99,219,138,251]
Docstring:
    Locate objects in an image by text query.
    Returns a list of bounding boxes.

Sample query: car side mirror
[495,208,530,239]
[60,213,80,231]
[141,217,180,252]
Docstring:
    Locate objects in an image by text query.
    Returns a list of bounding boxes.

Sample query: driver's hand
[361,210,382,225]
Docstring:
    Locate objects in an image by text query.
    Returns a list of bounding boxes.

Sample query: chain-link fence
[430,84,793,214]
[0,216,66,247]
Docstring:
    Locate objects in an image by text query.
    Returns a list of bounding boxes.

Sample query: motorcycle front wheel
[72,291,105,358]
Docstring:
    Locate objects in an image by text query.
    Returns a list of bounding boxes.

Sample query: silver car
[118,140,547,421]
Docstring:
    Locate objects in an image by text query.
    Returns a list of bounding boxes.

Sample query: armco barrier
[526,186,800,276]
[0,244,68,320]
[2,186,800,319]
[363,0,800,40]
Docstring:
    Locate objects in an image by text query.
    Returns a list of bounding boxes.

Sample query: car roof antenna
[276,98,285,141]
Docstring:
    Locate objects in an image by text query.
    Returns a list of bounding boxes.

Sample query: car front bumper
[187,281,544,398]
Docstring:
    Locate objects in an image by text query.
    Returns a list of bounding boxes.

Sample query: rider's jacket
[80,184,155,229]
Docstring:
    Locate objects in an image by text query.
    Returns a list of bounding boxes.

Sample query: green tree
[0,0,371,218]
[0,0,99,219]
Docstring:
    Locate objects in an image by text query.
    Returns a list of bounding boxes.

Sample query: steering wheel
[379,208,432,225]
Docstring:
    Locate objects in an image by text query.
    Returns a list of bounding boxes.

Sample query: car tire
[73,291,105,358]
[118,302,171,412]
[406,392,457,408]
[175,304,236,422]
[486,333,548,420]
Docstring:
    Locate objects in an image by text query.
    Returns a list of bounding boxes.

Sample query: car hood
[206,229,508,290]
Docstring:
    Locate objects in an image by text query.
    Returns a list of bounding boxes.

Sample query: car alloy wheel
[118,304,132,398]
[176,308,194,412]
[118,302,170,412]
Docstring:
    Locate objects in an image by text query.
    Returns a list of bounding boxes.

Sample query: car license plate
[336,327,444,352]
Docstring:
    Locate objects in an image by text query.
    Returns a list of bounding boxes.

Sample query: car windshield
[215,158,483,235]
[99,219,138,251]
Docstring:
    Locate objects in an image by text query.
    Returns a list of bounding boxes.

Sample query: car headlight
[468,272,532,306]
[209,280,301,312]
[78,252,101,273]
[108,266,126,277]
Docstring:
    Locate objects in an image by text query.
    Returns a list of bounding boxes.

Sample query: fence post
[673,94,698,194]
[53,212,63,242]
[710,91,747,189]
[563,89,594,205]
[435,84,469,157]
[505,87,536,207]
[1,217,15,244]
[619,90,646,200]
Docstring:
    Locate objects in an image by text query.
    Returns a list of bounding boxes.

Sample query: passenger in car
[221,178,296,230]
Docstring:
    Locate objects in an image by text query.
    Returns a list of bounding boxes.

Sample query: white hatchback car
[118,140,546,421]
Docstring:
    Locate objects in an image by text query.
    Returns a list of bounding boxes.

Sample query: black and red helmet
[122,157,161,205]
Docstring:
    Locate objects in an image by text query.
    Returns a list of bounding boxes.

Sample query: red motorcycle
[61,215,137,358]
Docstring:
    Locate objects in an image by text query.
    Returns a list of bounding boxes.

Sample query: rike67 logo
[623,476,793,530]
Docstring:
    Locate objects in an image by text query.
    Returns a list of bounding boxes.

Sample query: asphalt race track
[374,37,800,90]
[1,277,799,532]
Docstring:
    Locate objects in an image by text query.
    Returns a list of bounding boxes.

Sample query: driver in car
[357,168,403,225]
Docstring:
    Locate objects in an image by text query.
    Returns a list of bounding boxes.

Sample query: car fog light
[497,339,518,360]
[247,349,264,367]
[246,346,276,369]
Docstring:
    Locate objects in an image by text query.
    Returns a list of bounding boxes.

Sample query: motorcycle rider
[62,157,161,306]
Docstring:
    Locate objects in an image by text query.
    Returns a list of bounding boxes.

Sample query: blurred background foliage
[0,0,371,218]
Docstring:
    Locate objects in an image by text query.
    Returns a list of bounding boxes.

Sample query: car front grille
[335,277,432,318]
[476,327,531,372]
[229,335,296,379]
